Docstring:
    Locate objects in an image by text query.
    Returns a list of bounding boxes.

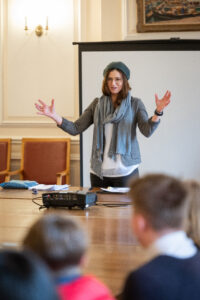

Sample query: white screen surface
[81,50,200,187]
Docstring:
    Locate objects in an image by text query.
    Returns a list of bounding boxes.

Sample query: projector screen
[75,40,200,187]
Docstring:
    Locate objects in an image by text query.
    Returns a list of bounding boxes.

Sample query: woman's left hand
[155,90,171,113]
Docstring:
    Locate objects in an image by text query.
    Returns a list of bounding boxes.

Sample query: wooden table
[0,187,142,296]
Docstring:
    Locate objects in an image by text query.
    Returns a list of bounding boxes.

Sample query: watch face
[155,110,163,116]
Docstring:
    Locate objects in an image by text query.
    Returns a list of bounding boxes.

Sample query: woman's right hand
[35,99,62,125]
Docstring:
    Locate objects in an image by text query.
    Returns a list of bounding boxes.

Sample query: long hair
[102,69,131,106]
[184,180,200,248]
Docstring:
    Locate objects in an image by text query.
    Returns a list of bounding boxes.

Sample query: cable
[96,202,130,207]
[31,197,45,210]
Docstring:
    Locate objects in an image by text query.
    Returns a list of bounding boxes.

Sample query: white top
[123,231,198,272]
[147,230,197,259]
[101,123,139,177]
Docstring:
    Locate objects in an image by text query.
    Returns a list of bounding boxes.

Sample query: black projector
[42,191,97,209]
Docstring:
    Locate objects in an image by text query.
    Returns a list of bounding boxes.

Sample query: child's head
[0,249,59,300]
[23,212,88,271]
[184,180,200,248]
[129,173,188,231]
[129,174,188,247]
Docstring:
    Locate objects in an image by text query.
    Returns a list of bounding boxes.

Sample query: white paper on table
[29,184,70,191]
[101,187,130,193]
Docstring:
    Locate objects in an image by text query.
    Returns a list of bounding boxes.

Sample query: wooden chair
[6,138,70,185]
[0,138,11,183]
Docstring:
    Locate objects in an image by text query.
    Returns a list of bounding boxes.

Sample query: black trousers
[90,168,139,188]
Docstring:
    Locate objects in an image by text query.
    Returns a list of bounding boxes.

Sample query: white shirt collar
[148,230,197,259]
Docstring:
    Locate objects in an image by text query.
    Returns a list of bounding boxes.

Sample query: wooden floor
[0,187,143,296]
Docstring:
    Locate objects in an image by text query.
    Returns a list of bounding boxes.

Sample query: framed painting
[137,0,200,32]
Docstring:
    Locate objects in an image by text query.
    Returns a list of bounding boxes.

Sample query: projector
[42,190,97,209]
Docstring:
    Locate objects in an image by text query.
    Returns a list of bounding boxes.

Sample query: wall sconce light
[24,17,49,37]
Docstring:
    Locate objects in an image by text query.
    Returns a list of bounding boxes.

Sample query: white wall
[1,0,76,129]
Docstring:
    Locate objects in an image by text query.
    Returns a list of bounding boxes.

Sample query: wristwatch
[154,109,163,116]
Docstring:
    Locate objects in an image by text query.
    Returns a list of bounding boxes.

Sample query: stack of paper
[101,187,130,193]
[29,184,70,191]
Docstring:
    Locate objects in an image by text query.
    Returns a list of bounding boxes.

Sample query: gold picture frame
[137,0,200,32]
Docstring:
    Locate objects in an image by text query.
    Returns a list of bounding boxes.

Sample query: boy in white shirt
[122,174,200,300]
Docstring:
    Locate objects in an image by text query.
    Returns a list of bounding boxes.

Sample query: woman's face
[107,69,123,95]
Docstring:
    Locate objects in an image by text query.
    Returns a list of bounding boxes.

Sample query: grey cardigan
[58,96,160,176]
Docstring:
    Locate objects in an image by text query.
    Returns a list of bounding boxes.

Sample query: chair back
[21,138,70,184]
[0,138,11,183]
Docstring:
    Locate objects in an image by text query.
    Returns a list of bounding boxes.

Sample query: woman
[35,61,171,187]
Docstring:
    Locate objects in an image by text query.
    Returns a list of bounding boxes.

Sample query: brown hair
[23,212,88,271]
[129,174,188,231]
[184,180,200,248]
[102,69,131,106]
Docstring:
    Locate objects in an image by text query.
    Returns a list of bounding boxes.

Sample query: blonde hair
[184,180,200,248]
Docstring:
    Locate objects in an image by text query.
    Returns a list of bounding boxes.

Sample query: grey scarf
[91,91,132,177]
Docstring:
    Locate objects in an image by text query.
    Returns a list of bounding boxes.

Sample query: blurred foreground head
[184,180,200,248]
[23,212,88,271]
[0,249,58,300]
[129,173,188,231]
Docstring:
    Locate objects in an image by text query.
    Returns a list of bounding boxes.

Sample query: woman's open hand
[35,99,56,118]
[155,90,171,113]
[35,99,62,125]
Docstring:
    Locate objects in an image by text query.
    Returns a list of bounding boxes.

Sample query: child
[23,212,115,300]
[122,174,200,300]
[0,249,59,300]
